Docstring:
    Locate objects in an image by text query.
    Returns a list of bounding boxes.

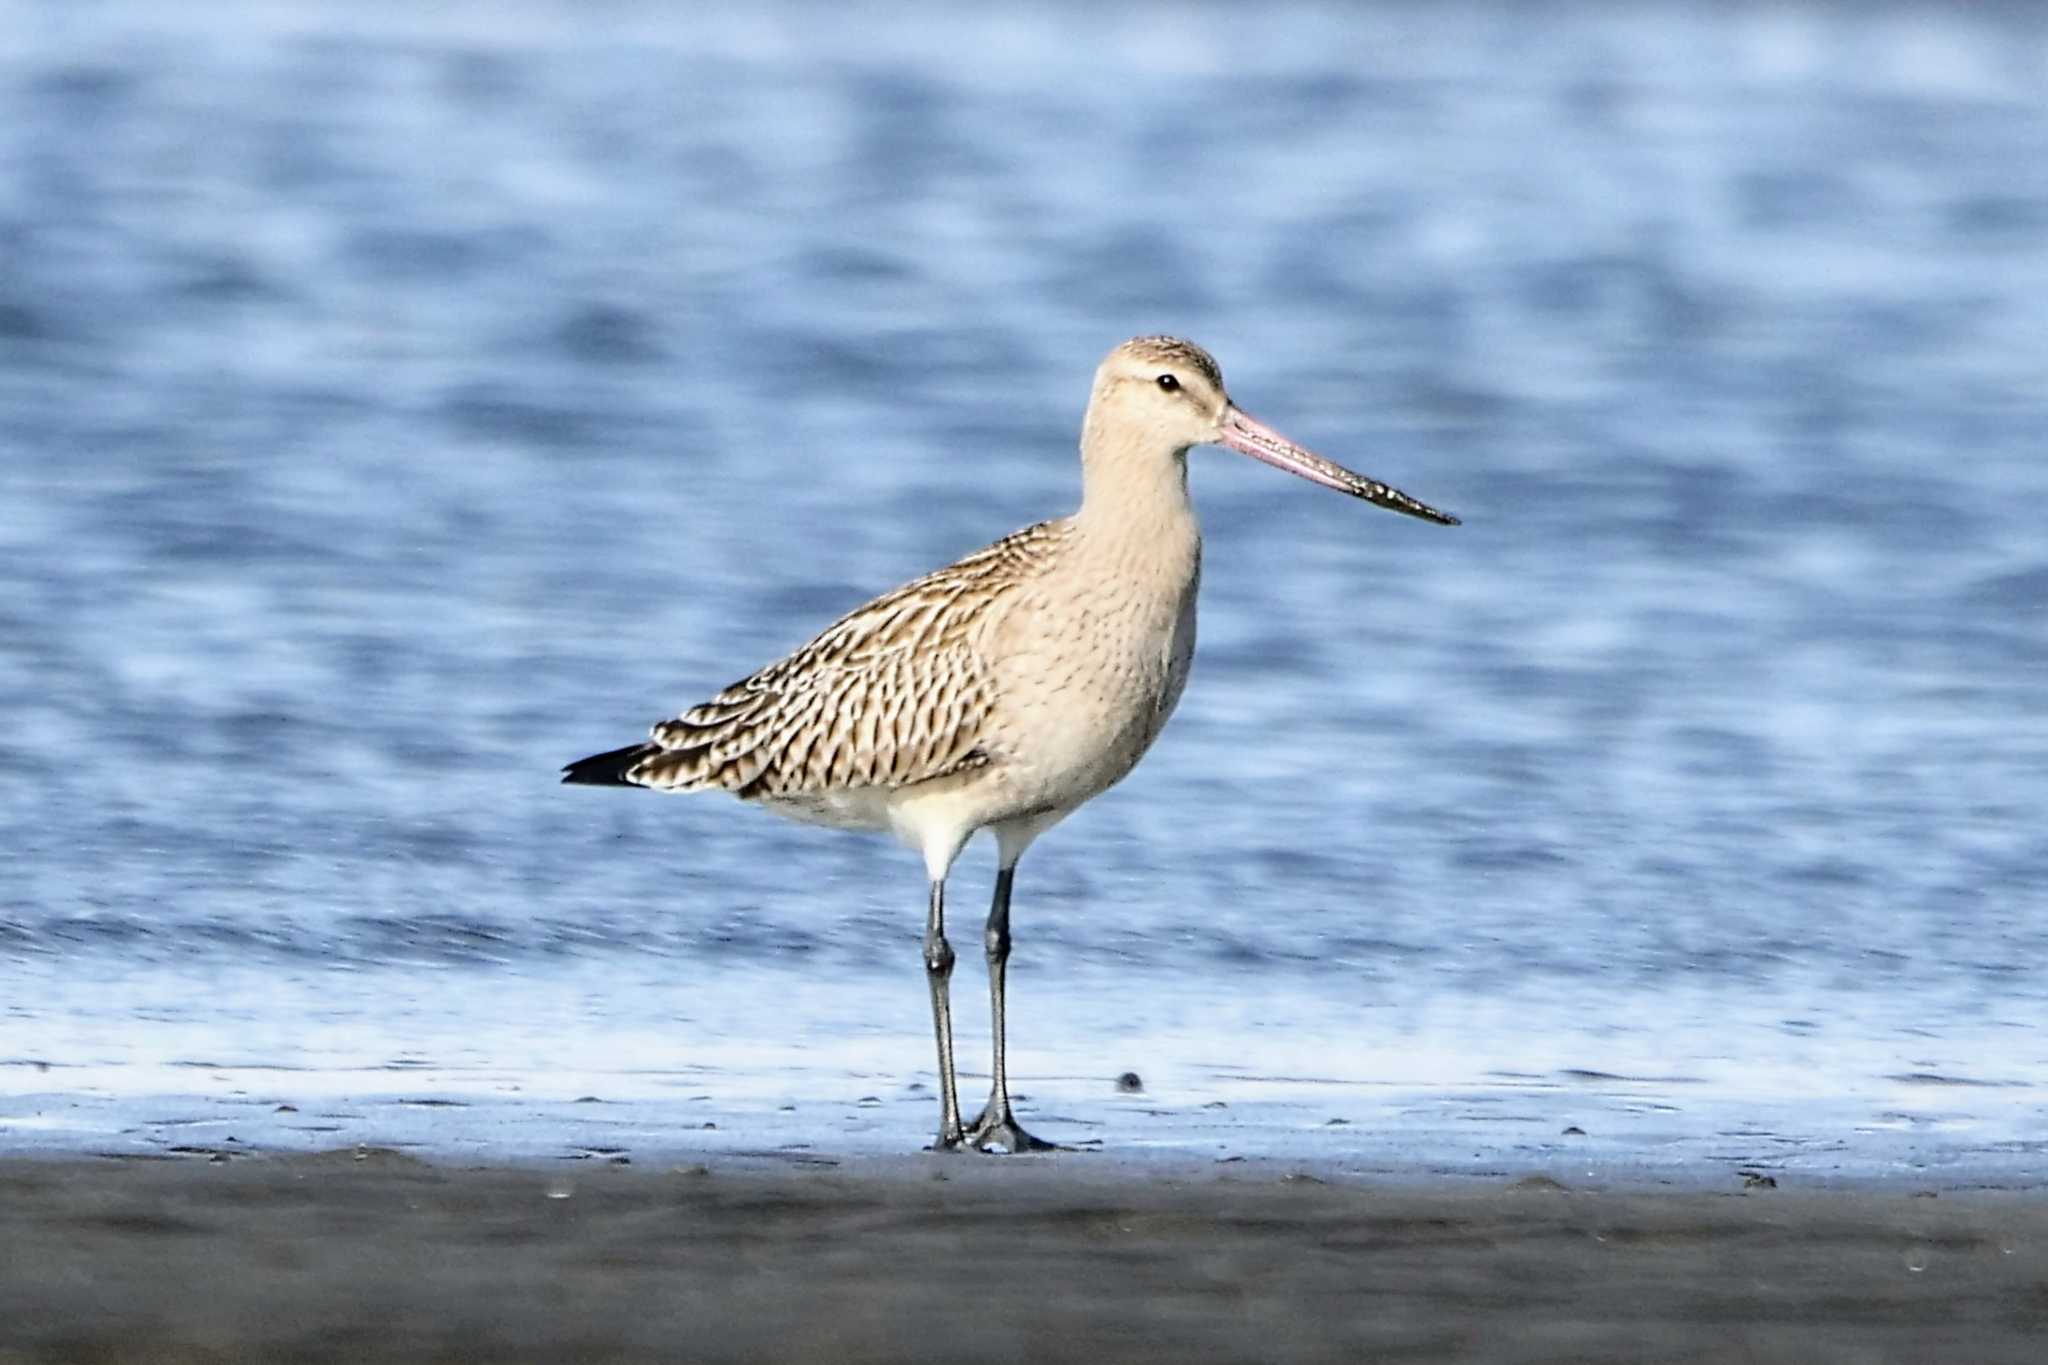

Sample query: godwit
[565,336,1458,1152]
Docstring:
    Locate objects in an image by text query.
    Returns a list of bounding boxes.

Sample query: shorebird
[565,336,1457,1152]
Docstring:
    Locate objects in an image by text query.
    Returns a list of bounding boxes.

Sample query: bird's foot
[962,1105,1064,1154]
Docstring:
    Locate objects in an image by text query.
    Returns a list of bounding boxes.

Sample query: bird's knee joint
[924,936,955,976]
[983,925,1009,962]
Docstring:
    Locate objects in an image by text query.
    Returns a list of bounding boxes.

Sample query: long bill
[1217,407,1460,526]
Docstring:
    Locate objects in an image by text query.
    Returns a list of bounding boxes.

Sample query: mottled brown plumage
[565,335,1457,1153]
[1122,335,1225,393]
[634,522,1068,799]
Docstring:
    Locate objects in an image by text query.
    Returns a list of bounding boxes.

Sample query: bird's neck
[1073,430,1201,577]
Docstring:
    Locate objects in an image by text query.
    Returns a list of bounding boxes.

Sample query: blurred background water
[2,0,2044,1175]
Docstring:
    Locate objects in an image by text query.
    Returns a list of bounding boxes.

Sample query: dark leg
[964,865,1059,1152]
[923,879,966,1150]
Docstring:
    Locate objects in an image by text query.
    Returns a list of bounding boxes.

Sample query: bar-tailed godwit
[565,336,1458,1152]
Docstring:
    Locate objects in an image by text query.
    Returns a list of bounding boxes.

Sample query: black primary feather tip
[561,742,658,787]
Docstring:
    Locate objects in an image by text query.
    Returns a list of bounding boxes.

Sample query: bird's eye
[1155,373,1180,392]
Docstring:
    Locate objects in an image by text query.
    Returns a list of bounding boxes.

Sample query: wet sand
[2,1152,2045,1364]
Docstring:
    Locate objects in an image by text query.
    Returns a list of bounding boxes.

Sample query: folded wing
[576,522,1065,800]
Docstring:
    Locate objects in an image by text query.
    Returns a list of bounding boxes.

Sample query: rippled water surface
[3,1,2045,1176]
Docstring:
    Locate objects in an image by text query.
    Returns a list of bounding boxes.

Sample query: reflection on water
[5,959,2044,1180]
[2,1,2045,1169]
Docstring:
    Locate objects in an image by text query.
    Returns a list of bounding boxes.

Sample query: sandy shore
[1,1151,2044,1364]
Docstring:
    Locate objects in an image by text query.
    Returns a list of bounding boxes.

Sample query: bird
[564,336,1458,1153]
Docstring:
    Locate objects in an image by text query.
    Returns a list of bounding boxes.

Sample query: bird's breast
[982,536,1201,806]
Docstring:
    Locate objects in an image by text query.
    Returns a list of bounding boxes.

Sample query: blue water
[3,1,2046,1179]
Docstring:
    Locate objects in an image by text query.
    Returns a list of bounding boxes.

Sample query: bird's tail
[561,742,661,787]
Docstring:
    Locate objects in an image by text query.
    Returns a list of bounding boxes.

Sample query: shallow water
[2,1,2046,1177]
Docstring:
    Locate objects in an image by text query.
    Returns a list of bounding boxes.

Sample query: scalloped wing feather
[625,522,1066,799]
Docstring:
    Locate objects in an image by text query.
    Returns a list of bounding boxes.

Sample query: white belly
[757,786,900,833]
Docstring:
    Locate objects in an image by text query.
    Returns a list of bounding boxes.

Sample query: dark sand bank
[2,1152,2045,1364]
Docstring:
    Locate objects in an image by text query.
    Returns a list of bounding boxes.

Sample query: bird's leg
[964,866,1059,1153]
[923,879,967,1150]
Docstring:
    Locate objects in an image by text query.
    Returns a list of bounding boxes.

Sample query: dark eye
[1155,373,1180,392]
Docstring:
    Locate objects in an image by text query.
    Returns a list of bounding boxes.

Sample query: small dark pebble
[573,1095,603,1104]
[1202,1100,1229,1110]
[1324,1117,1350,1126]
[273,1104,297,1113]
[1562,1125,1586,1136]
[701,1121,718,1130]
[1115,1072,1143,1094]
[1740,1171,1778,1189]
